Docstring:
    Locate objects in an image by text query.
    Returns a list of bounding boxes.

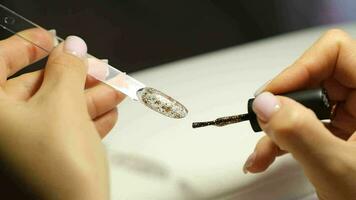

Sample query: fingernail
[243,151,257,174]
[254,80,271,96]
[88,58,109,80]
[101,59,109,63]
[48,29,59,47]
[64,36,87,58]
[252,92,281,122]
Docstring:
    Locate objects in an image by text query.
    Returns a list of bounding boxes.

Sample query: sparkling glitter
[137,87,188,119]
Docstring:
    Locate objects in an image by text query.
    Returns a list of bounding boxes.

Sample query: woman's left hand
[2,28,125,137]
[0,28,124,199]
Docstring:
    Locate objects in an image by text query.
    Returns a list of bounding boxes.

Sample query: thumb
[41,36,88,96]
[252,92,342,168]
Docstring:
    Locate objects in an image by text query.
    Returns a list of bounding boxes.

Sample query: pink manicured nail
[64,36,87,58]
[243,151,257,174]
[252,92,281,122]
[88,58,109,80]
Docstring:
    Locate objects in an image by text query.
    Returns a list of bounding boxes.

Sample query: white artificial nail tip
[48,29,59,47]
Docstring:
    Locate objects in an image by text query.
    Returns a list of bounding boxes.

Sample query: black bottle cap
[247,88,331,132]
[247,99,261,132]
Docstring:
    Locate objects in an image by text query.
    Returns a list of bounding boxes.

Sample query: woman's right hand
[243,29,356,200]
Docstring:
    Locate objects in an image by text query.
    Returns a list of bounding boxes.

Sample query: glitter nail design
[137,87,188,119]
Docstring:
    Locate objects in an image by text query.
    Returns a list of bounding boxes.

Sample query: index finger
[264,29,356,95]
[0,28,54,84]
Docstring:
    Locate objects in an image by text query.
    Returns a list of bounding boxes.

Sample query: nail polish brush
[193,88,332,132]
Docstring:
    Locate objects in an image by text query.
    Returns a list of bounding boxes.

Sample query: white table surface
[103,22,356,200]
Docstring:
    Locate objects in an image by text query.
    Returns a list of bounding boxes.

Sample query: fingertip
[244,136,284,174]
[20,28,55,52]
[40,38,88,97]
[261,96,338,162]
[48,29,59,47]
[88,57,109,81]
[0,28,55,79]
[253,92,281,122]
[63,36,87,58]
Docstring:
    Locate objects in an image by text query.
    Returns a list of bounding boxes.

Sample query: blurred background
[0,1,356,199]
[1,0,356,73]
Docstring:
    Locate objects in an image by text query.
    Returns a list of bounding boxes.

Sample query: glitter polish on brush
[192,88,333,132]
[192,114,250,128]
